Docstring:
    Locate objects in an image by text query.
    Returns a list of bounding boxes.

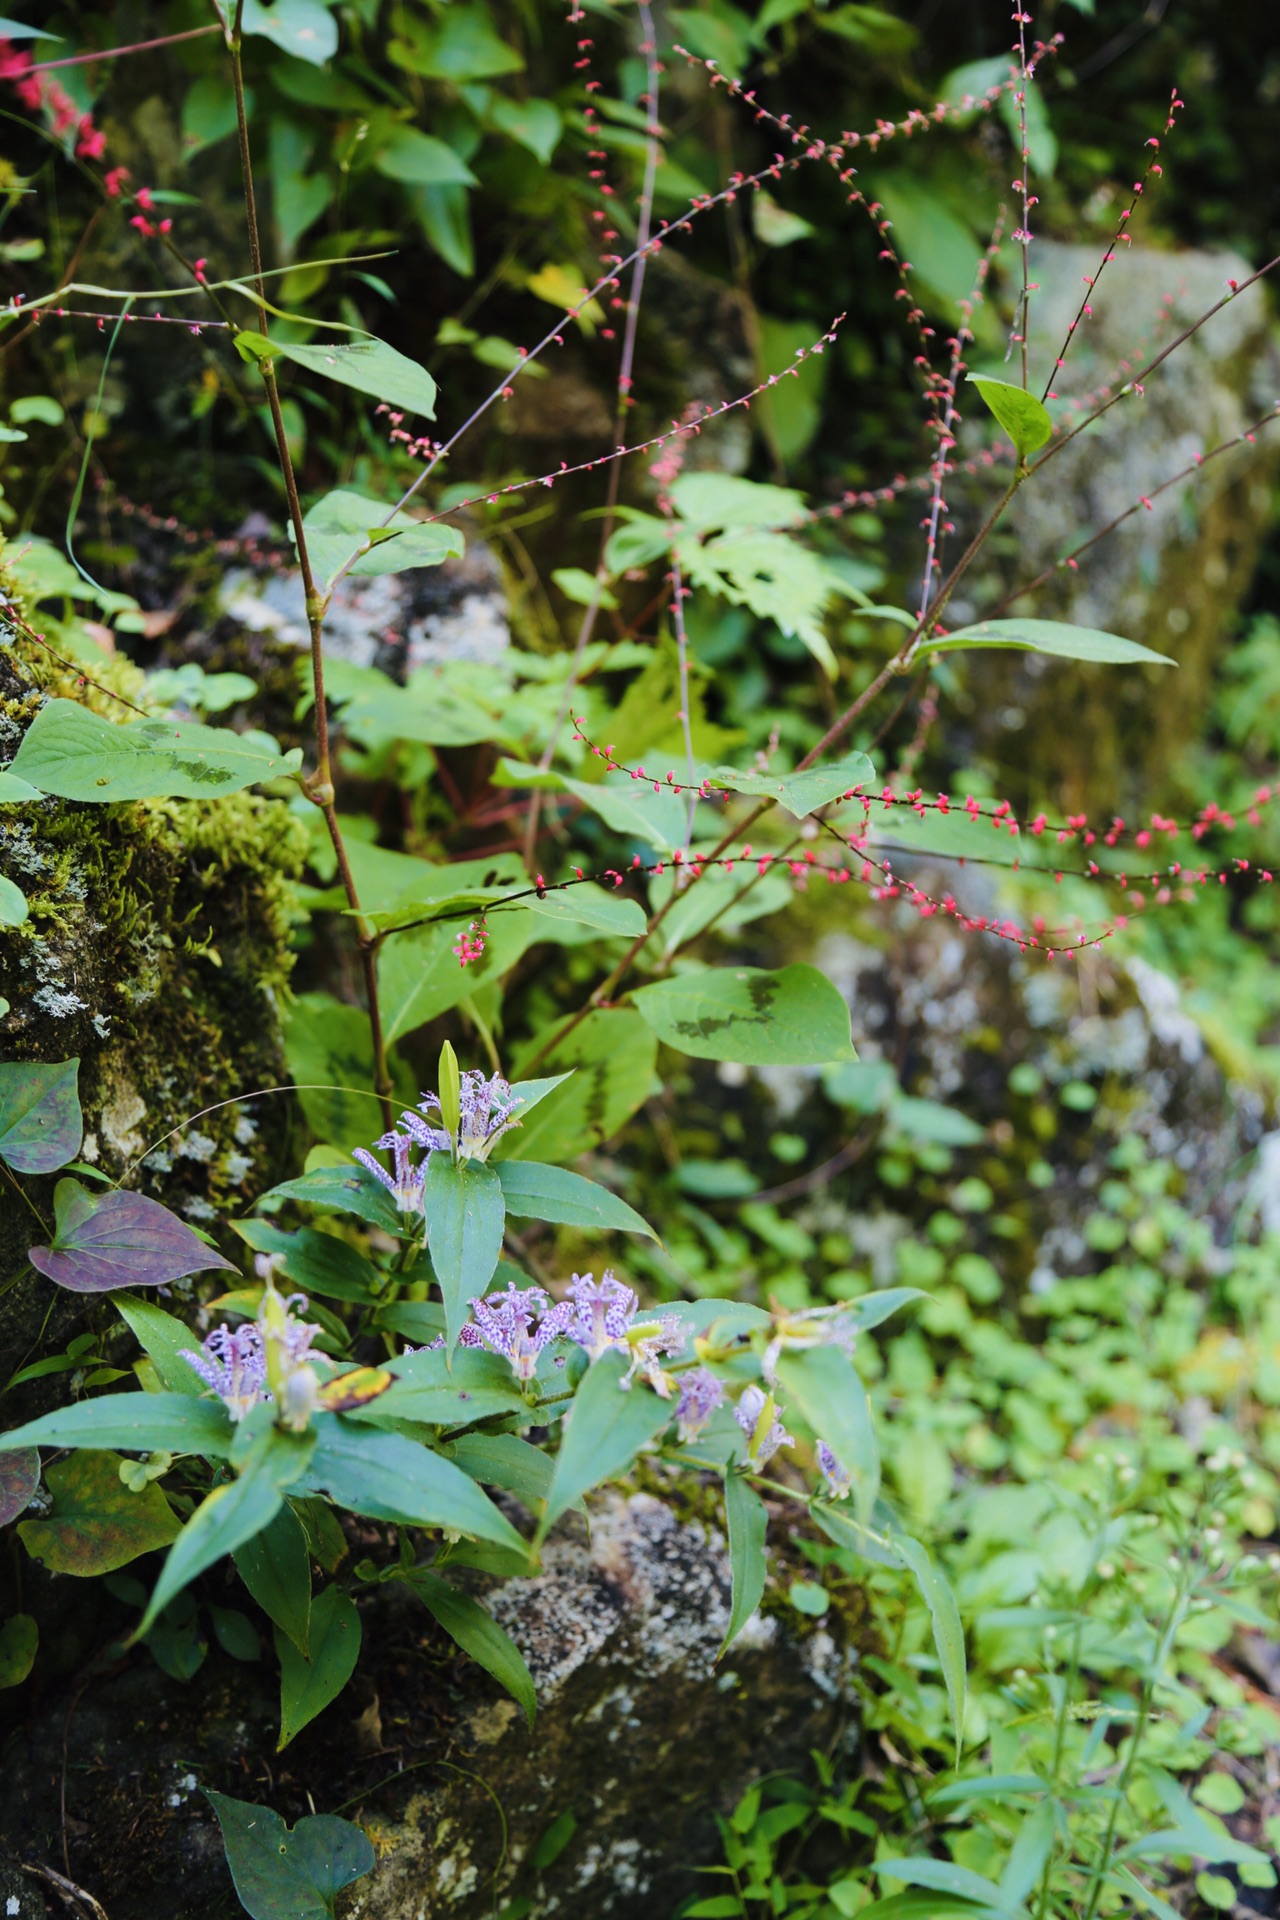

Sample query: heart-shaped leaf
[18,1450,179,1575]
[0,1449,40,1527]
[0,1613,37,1689]
[206,1788,375,1919]
[967,373,1053,462]
[0,1057,82,1174]
[29,1178,236,1293]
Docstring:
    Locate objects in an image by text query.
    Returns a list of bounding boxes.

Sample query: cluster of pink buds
[453,920,488,967]
[0,40,166,238]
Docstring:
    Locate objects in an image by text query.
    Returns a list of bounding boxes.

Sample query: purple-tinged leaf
[0,1449,40,1527]
[28,1178,236,1294]
[0,1057,83,1174]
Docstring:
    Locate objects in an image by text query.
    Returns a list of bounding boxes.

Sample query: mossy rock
[0,624,307,1402]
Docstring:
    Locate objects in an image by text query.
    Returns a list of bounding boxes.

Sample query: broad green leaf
[895,1534,967,1760]
[0,1613,37,1688]
[0,770,40,801]
[378,909,542,1045]
[0,1391,234,1457]
[646,865,792,958]
[276,1585,361,1749]
[540,1350,673,1537]
[358,1346,527,1427]
[421,1156,504,1354]
[233,1222,380,1304]
[296,487,463,590]
[206,1789,376,1920]
[709,751,875,820]
[776,1346,879,1521]
[297,1416,525,1552]
[391,3,523,81]
[632,963,855,1065]
[841,1288,928,1335]
[721,1471,767,1653]
[490,95,562,164]
[275,338,438,419]
[0,1056,81,1174]
[929,618,1174,667]
[235,1500,313,1655]
[967,374,1053,462]
[258,1163,402,1234]
[496,1160,657,1240]
[493,760,688,853]
[375,126,478,187]
[280,989,400,1153]
[669,472,807,532]
[0,873,26,927]
[29,1178,236,1292]
[408,1570,536,1725]
[139,1427,315,1635]
[0,1448,40,1527]
[890,1097,985,1147]
[444,1432,554,1508]
[523,884,648,939]
[18,1451,179,1575]
[504,1010,656,1164]
[676,525,845,677]
[115,1293,210,1394]
[241,0,338,64]
[8,700,302,802]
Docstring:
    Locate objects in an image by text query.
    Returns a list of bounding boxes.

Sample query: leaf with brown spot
[17,1450,180,1575]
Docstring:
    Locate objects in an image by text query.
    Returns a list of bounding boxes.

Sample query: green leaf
[29,1178,236,1293]
[115,1293,211,1394]
[929,618,1174,667]
[391,3,523,81]
[443,1432,554,1508]
[0,872,27,927]
[504,1010,656,1165]
[523,884,648,939]
[721,1471,767,1653]
[206,1790,375,1920]
[540,1350,673,1537]
[7,700,302,802]
[210,1605,260,1662]
[296,488,463,590]
[632,963,855,1065]
[776,1346,879,1521]
[494,761,688,853]
[139,1427,315,1636]
[670,473,807,533]
[18,1451,180,1575]
[259,1163,402,1234]
[408,1570,536,1725]
[0,769,41,801]
[0,1056,82,1174]
[0,1392,234,1458]
[0,1448,40,1527]
[375,126,478,187]
[966,374,1053,462]
[298,1417,526,1552]
[276,1585,362,1749]
[241,0,338,64]
[895,1535,967,1759]
[274,339,438,420]
[496,1161,657,1240]
[234,1221,380,1305]
[876,1860,1007,1906]
[490,94,562,163]
[352,1347,527,1426]
[709,751,875,819]
[234,1500,313,1656]
[280,990,400,1155]
[421,1156,505,1355]
[0,1613,37,1688]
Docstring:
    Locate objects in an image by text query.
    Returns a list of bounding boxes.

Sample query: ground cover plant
[1,0,1279,1915]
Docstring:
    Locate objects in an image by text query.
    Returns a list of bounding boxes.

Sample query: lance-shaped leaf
[0,1057,82,1174]
[275,1585,362,1751]
[205,1789,376,1920]
[115,1293,210,1394]
[407,1570,536,1725]
[258,1163,402,1234]
[296,1417,526,1553]
[967,373,1053,462]
[18,1450,180,1575]
[540,1350,673,1538]
[776,1345,880,1521]
[709,750,876,820]
[0,1392,234,1458]
[0,1449,40,1527]
[275,337,438,418]
[235,1499,314,1656]
[422,1155,504,1355]
[721,1470,768,1654]
[346,1347,525,1426]
[632,963,855,1066]
[138,1427,315,1636]
[496,1161,657,1240]
[7,700,303,802]
[928,618,1173,666]
[29,1178,236,1293]
[895,1533,967,1761]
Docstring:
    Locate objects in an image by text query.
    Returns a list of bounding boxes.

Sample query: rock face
[954,241,1280,804]
[0,1490,852,1920]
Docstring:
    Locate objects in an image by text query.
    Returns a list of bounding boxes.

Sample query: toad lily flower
[675,1367,725,1442]
[180,1323,267,1423]
[564,1270,685,1395]
[734,1385,794,1466]
[352,1050,530,1204]
[468,1284,572,1384]
[181,1280,323,1431]
[761,1302,857,1386]
[817,1440,854,1500]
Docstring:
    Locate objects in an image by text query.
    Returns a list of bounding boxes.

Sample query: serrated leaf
[8,700,302,802]
[275,1585,362,1750]
[0,1392,234,1458]
[408,1570,536,1724]
[421,1156,504,1355]
[29,1178,236,1293]
[0,1056,81,1173]
[275,337,437,419]
[632,963,855,1065]
[496,1160,657,1239]
[207,1790,374,1920]
[967,374,1053,462]
[18,1450,179,1575]
[721,1471,767,1653]
[540,1350,673,1537]
[930,618,1174,666]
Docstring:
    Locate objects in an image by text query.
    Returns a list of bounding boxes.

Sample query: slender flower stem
[30,24,222,71]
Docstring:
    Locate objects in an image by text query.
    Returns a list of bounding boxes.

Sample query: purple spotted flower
[734,1385,793,1466]
[353,1126,433,1217]
[467,1284,572,1383]
[353,1070,528,1209]
[563,1270,685,1394]
[180,1323,267,1422]
[817,1441,853,1500]
[676,1368,725,1442]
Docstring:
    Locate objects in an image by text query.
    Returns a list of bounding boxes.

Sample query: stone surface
[953,241,1280,804]
[0,1488,854,1920]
